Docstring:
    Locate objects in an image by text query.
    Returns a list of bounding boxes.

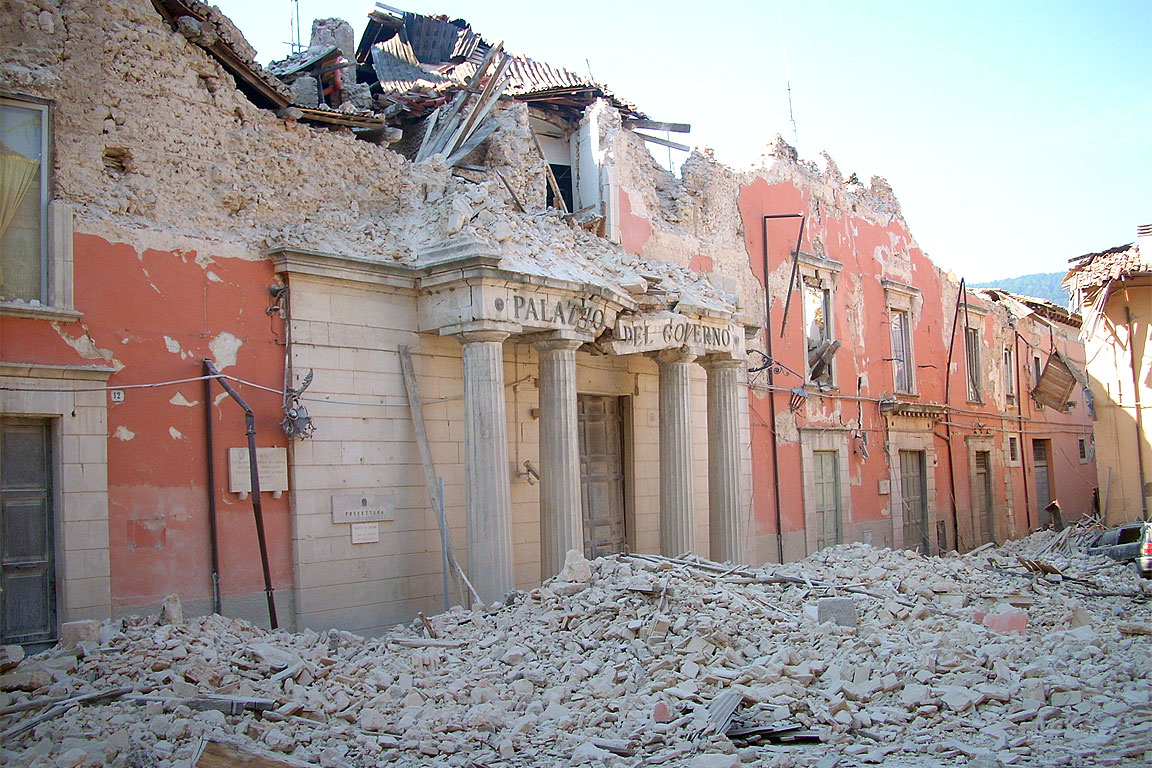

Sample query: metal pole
[438,477,449,612]
[202,363,222,615]
[1126,304,1149,520]
[204,360,278,629]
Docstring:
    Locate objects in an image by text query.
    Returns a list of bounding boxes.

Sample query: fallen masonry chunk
[0,644,24,672]
[817,597,858,627]
[59,619,100,648]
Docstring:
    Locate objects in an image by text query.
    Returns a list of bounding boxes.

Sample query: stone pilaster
[705,356,745,563]
[534,336,586,579]
[458,329,514,604]
[654,349,697,556]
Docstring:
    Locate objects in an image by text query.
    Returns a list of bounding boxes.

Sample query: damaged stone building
[0,0,1096,642]
[1065,226,1152,526]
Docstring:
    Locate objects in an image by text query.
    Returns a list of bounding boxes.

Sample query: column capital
[444,320,518,345]
[649,347,697,366]
[524,330,591,352]
[702,355,744,370]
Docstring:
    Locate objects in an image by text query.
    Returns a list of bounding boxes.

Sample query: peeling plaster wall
[597,130,1096,563]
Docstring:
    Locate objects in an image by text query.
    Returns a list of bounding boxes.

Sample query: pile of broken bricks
[2,530,1150,768]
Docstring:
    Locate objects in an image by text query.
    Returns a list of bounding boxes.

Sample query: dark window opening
[547,164,574,212]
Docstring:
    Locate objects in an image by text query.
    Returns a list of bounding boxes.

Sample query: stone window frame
[0,92,78,322]
[959,301,988,405]
[883,279,921,395]
[1077,436,1093,464]
[1006,435,1021,466]
[798,426,851,556]
[1003,345,1016,405]
[798,253,842,390]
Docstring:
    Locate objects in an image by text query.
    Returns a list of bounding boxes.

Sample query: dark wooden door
[578,396,626,559]
[975,450,994,544]
[900,450,929,553]
[1,419,56,647]
[1032,439,1052,515]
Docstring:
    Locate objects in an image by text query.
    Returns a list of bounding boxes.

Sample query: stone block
[60,619,101,647]
[160,594,183,625]
[817,597,857,627]
[982,609,1028,634]
[0,644,24,672]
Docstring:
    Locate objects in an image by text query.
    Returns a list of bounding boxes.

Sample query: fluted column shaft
[705,357,744,563]
[459,330,513,604]
[535,337,585,579]
[655,349,697,556]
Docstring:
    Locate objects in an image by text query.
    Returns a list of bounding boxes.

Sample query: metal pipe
[204,360,278,629]
[761,214,802,563]
[1012,331,1031,530]
[202,363,222,615]
[941,280,964,551]
[1126,304,1149,520]
[777,215,806,339]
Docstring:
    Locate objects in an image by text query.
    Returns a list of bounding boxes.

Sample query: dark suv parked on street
[1086,521,1152,578]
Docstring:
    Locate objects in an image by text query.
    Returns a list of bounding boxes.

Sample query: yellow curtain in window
[0,142,39,238]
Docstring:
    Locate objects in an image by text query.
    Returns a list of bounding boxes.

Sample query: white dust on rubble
[2,532,1150,767]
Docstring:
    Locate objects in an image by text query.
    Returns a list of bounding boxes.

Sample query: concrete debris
[1,531,1150,767]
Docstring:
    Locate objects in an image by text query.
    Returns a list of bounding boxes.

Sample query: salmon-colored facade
[616,154,1096,564]
[1,234,293,629]
[0,0,1097,645]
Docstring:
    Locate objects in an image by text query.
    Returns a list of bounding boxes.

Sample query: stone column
[534,336,585,579]
[459,330,514,604]
[705,356,745,563]
[654,349,697,556]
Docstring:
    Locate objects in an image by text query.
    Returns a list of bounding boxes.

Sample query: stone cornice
[0,361,117,380]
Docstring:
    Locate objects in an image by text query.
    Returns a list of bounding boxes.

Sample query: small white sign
[227,447,289,494]
[110,389,125,403]
[350,522,380,544]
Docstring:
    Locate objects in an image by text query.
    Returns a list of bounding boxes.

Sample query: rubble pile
[2,535,1150,768]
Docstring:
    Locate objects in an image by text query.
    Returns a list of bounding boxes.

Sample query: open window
[1,96,49,304]
[1003,346,1015,405]
[799,257,841,388]
[530,114,574,213]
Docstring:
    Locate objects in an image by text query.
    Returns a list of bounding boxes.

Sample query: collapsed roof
[152,0,647,147]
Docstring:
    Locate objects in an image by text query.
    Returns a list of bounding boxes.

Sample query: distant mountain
[969,272,1070,305]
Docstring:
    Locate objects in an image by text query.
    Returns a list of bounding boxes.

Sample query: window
[1007,436,1019,464]
[1032,355,1044,410]
[1003,346,1015,404]
[890,309,913,393]
[965,327,982,402]
[803,275,836,386]
[1078,437,1092,463]
[1,96,49,303]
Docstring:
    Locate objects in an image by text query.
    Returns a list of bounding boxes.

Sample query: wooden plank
[193,737,318,768]
[531,130,569,213]
[445,119,499,168]
[632,131,690,152]
[625,119,691,133]
[494,169,525,213]
[390,637,467,648]
[398,347,481,606]
[444,51,509,158]
[423,42,502,159]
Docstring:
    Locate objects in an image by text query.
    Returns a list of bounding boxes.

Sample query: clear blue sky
[215,0,1151,283]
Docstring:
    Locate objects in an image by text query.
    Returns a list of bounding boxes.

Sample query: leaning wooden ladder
[398,346,481,610]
